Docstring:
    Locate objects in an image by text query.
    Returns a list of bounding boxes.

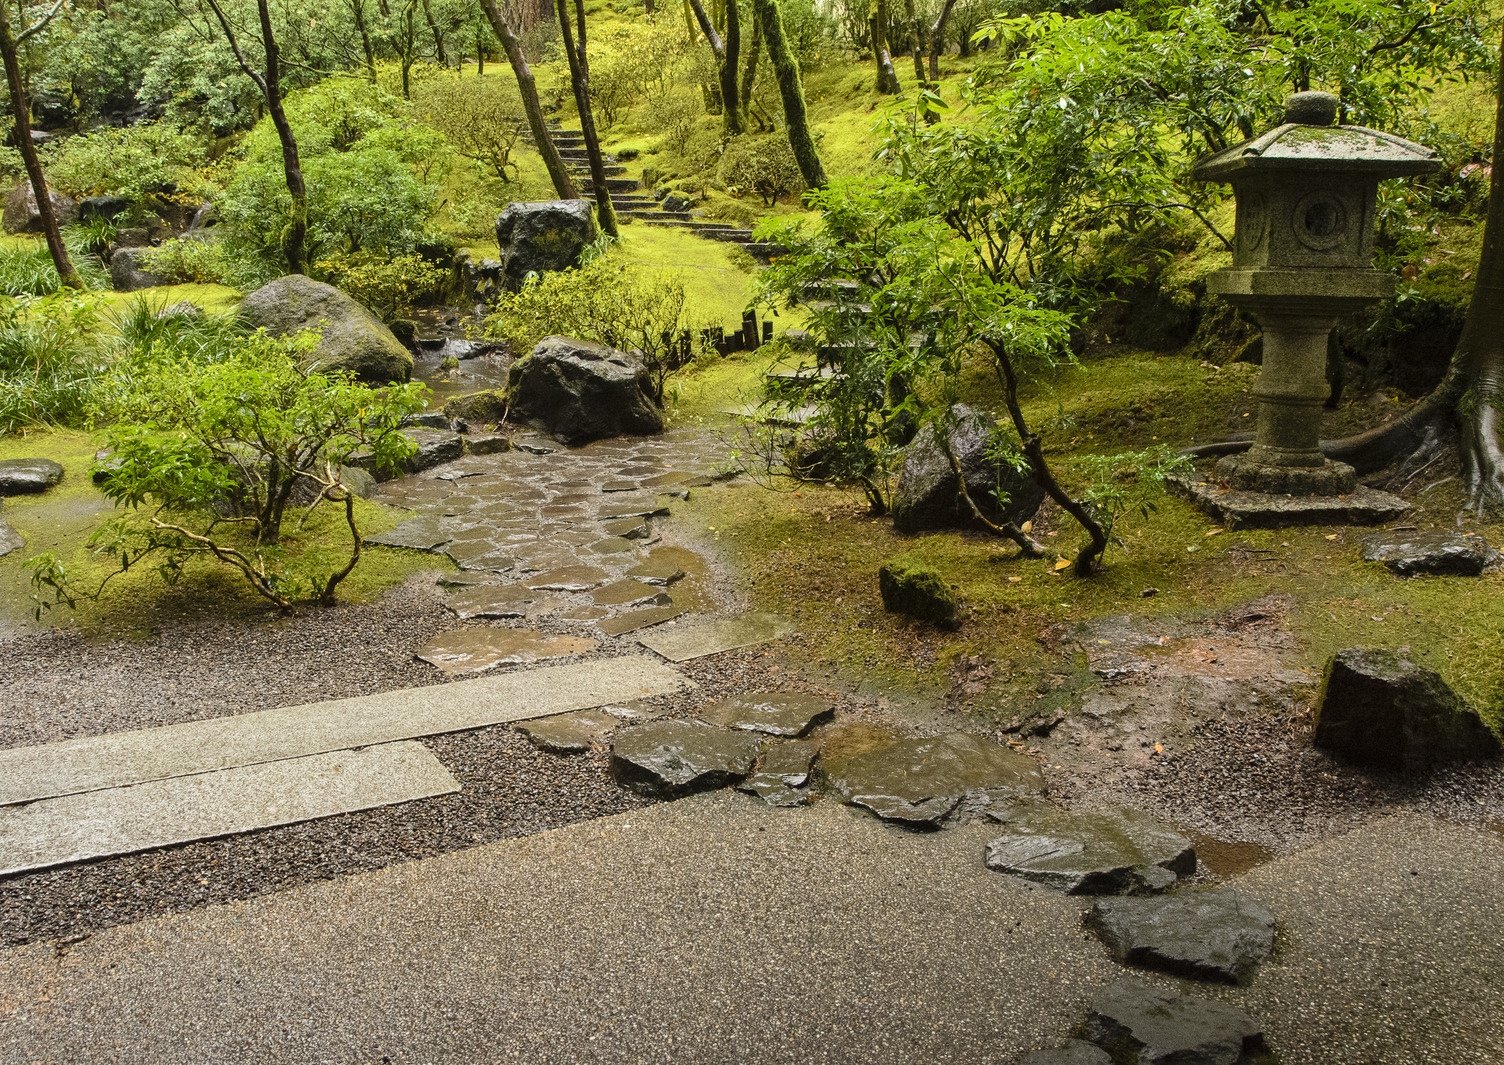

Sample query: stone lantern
[1188,92,1440,516]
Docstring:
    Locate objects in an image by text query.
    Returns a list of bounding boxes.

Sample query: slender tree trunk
[926,0,955,80]
[740,15,760,112]
[557,0,617,237]
[422,0,448,64]
[688,0,742,135]
[0,6,79,289]
[475,24,484,74]
[752,0,826,189]
[1457,20,1504,509]
[869,0,899,94]
[479,0,579,199]
[903,0,923,82]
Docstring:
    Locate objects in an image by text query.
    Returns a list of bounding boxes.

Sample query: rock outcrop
[507,337,662,445]
[241,275,413,384]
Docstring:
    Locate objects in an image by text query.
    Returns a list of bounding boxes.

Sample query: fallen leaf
[1205,528,1224,537]
[1154,743,1164,754]
[1324,534,1338,541]
[1053,558,1071,571]
[1008,576,1022,583]
[1022,520,1033,534]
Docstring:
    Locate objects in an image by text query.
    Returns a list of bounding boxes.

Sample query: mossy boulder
[241,275,413,384]
[1314,648,1501,772]
[443,389,509,428]
[506,336,663,445]
[494,200,597,292]
[892,404,1043,535]
[878,557,960,630]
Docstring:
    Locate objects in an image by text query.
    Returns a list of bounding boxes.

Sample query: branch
[15,0,65,44]
[687,0,724,58]
[202,0,269,93]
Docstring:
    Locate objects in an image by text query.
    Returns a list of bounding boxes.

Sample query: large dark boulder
[241,275,413,385]
[109,247,166,292]
[2,183,77,234]
[78,195,132,223]
[0,458,64,494]
[493,200,597,291]
[506,336,662,445]
[1314,648,1500,772]
[891,404,1043,534]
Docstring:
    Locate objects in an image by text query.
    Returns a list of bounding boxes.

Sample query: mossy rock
[443,389,509,427]
[878,557,960,630]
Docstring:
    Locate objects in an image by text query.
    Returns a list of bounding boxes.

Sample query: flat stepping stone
[598,604,685,636]
[0,520,22,558]
[364,515,457,551]
[1081,977,1268,1064]
[524,565,610,591]
[699,693,833,736]
[737,738,818,807]
[1019,1043,1112,1065]
[0,457,63,494]
[599,496,673,520]
[602,516,650,538]
[0,741,457,877]
[1172,477,1407,529]
[584,536,638,556]
[599,699,667,722]
[443,536,506,562]
[627,557,686,584]
[444,585,560,619]
[593,579,669,607]
[415,630,597,675]
[1361,529,1501,576]
[637,613,795,662]
[436,571,500,589]
[985,803,1196,894]
[0,655,688,806]
[641,471,710,488]
[453,551,515,573]
[824,733,1044,826]
[601,479,641,492]
[513,709,619,754]
[559,604,611,622]
[1087,888,1276,984]
[610,720,761,798]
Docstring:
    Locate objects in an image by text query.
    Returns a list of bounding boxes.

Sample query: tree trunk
[479,0,579,199]
[475,24,484,74]
[740,15,760,111]
[351,0,378,80]
[257,0,308,275]
[869,0,900,94]
[903,0,923,82]
[752,0,826,189]
[688,0,742,135]
[926,0,954,80]
[422,0,448,65]
[0,6,80,290]
[557,0,618,237]
[1457,19,1504,510]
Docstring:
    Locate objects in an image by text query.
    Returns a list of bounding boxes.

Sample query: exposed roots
[1462,398,1504,515]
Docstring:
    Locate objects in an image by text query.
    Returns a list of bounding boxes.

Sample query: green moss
[878,555,960,629]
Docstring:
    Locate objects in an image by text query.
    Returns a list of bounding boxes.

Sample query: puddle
[1186,832,1276,878]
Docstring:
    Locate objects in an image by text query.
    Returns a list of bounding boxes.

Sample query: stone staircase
[538,120,782,261]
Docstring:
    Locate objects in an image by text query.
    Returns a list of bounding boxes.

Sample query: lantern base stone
[1170,476,1408,530]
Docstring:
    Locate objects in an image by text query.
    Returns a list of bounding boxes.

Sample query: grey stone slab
[443,584,556,619]
[598,604,685,636]
[1171,477,1407,529]
[513,709,619,754]
[524,565,610,591]
[699,693,833,736]
[637,613,795,662]
[364,514,458,551]
[825,733,1044,826]
[1087,889,1276,985]
[0,742,458,877]
[0,519,21,558]
[1081,978,1266,1065]
[985,804,1197,894]
[415,630,596,676]
[1361,529,1501,576]
[0,457,63,493]
[592,579,668,607]
[0,655,691,805]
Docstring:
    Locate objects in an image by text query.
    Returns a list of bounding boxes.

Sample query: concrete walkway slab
[0,742,458,877]
[0,655,690,805]
[637,613,795,662]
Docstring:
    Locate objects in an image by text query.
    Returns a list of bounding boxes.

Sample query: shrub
[646,92,702,157]
[720,135,805,206]
[412,72,529,181]
[142,237,230,285]
[41,120,211,208]
[486,256,704,402]
[0,291,107,433]
[32,331,429,613]
[315,252,450,321]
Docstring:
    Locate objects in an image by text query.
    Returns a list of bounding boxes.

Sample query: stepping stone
[737,738,818,807]
[1019,1043,1112,1065]
[524,565,610,591]
[824,733,1044,827]
[602,479,641,492]
[443,536,505,562]
[1081,978,1268,1065]
[435,571,500,589]
[0,457,63,494]
[585,536,638,555]
[593,579,669,607]
[0,655,689,806]
[1087,888,1276,985]
[444,585,560,619]
[512,433,558,455]
[514,550,584,574]
[550,529,598,547]
[374,479,453,506]
[627,557,686,584]
[513,709,619,754]
[610,720,762,798]
[598,604,685,636]
[599,699,667,722]
[698,693,833,736]
[641,471,707,488]
[984,804,1196,894]
[559,604,611,622]
[415,630,597,675]
[637,613,795,662]
[363,514,457,551]
[599,496,673,520]
[602,516,650,538]
[0,520,21,558]
[1171,477,1407,529]
[1361,529,1501,576]
[0,742,458,877]
[453,551,515,573]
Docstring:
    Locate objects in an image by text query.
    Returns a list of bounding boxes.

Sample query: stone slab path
[0,656,688,807]
[1,800,1499,1063]
[636,613,796,662]
[0,742,457,877]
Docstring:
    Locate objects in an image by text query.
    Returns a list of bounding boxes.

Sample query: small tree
[31,332,428,613]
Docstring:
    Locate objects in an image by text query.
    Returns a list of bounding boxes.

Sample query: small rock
[0,458,64,494]
[878,558,960,630]
[610,720,762,798]
[407,411,452,431]
[464,432,512,456]
[1086,889,1276,984]
[984,803,1196,894]
[1081,978,1268,1065]
[1361,529,1501,577]
[0,520,22,557]
[513,709,618,754]
[824,733,1043,827]
[1018,1042,1113,1065]
[109,247,167,292]
[738,738,819,806]
[402,430,465,473]
[698,693,833,737]
[443,389,509,427]
[1314,648,1501,771]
